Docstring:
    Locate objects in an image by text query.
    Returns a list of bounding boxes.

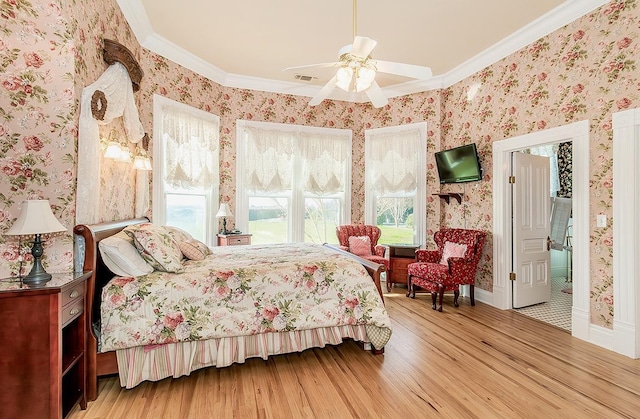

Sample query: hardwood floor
[68,288,640,418]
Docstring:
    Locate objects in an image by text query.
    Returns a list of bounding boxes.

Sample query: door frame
[492,120,590,342]
[612,107,640,358]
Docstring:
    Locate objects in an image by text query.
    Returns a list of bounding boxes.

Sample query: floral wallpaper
[439,0,638,326]
[0,0,76,277]
[0,0,637,329]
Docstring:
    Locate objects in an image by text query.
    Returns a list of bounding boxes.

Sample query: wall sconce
[5,200,67,286]
[103,128,123,159]
[102,128,132,162]
[132,133,152,170]
[133,152,152,170]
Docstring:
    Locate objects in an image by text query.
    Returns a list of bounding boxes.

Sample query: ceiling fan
[284,0,433,108]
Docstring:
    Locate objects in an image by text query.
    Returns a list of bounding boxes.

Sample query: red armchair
[335,225,389,270]
[407,228,486,312]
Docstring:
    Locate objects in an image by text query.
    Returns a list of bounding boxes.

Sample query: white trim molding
[116,0,609,100]
[492,120,590,342]
[612,107,640,358]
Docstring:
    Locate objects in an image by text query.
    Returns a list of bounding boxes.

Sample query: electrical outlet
[597,214,607,228]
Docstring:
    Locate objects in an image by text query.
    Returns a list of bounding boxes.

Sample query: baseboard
[475,287,492,305]
[613,319,639,358]
[588,324,614,351]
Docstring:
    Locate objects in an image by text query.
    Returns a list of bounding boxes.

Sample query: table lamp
[216,203,233,235]
[5,200,67,285]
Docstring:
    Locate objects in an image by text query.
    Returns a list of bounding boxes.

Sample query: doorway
[512,144,573,330]
[492,120,590,341]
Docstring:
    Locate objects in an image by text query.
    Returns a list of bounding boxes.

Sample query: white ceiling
[118,0,607,103]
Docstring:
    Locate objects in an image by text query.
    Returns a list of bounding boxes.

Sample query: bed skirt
[115,324,372,388]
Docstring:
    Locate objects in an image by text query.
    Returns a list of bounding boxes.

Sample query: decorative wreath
[91,90,107,121]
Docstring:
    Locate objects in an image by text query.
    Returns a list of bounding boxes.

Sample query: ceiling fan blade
[309,75,338,106]
[350,36,377,58]
[283,62,339,73]
[375,60,433,80]
[365,81,388,108]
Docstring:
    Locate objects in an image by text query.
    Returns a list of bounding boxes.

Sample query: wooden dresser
[218,233,252,246]
[0,271,91,419]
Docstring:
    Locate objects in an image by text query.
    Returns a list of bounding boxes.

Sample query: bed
[73,218,392,400]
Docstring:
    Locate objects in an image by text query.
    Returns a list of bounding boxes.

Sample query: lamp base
[23,234,52,286]
[22,268,52,286]
[220,217,228,235]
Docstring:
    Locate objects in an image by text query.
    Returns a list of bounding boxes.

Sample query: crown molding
[118,0,609,100]
[442,0,609,87]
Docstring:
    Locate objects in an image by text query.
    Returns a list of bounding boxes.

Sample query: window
[236,121,351,244]
[152,95,220,245]
[365,123,427,246]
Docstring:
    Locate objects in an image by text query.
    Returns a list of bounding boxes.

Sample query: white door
[512,152,551,308]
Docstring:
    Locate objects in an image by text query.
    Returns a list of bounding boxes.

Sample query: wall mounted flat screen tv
[434,143,483,184]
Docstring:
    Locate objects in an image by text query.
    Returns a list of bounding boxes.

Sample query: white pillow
[98,231,154,277]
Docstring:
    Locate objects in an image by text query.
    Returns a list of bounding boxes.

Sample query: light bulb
[356,66,376,92]
[336,66,354,91]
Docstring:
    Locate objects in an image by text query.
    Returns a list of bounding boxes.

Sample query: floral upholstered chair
[407,228,486,312]
[335,224,389,270]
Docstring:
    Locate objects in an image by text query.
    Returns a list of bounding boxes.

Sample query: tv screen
[434,143,483,184]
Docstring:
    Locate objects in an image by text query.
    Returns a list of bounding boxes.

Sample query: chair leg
[470,285,475,306]
[453,289,460,307]
[436,284,444,312]
[407,275,414,298]
[431,292,437,310]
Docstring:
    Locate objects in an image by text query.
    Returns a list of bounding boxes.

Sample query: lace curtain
[76,62,145,224]
[299,131,350,195]
[243,126,294,193]
[367,128,421,194]
[162,107,219,190]
[243,127,350,195]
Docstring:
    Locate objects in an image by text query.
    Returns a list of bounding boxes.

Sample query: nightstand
[387,244,420,292]
[0,271,91,419]
[218,233,252,246]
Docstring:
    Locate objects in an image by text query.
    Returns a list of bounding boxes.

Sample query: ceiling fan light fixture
[285,0,431,107]
[356,65,376,92]
[336,66,353,91]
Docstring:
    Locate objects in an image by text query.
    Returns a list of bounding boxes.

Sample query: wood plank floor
[68,288,640,418]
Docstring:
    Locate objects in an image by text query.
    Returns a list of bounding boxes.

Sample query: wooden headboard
[73,217,148,400]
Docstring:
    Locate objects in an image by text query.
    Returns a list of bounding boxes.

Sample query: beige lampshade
[5,200,67,236]
[216,203,233,218]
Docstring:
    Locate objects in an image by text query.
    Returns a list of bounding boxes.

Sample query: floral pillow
[163,225,193,244]
[163,226,211,261]
[124,223,184,273]
[179,239,211,261]
[349,235,372,257]
[439,241,468,265]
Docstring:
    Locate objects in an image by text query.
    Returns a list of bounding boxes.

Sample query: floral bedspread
[101,243,392,352]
